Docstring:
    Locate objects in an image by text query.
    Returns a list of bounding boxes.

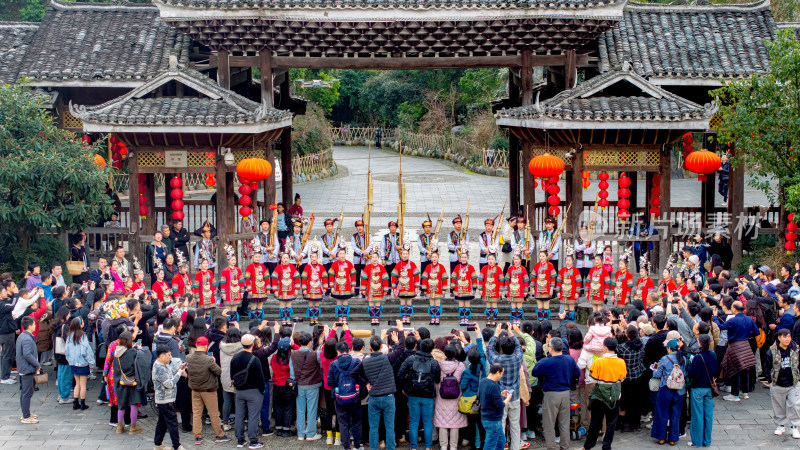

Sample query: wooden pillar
[701,173,716,229]
[658,146,672,270]
[645,172,654,222]
[728,143,745,270]
[522,141,535,214]
[520,50,533,107]
[143,173,156,235]
[260,51,273,108]
[215,154,229,264]
[627,171,638,220]
[217,50,230,90]
[568,146,584,235]
[508,70,522,216]
[226,172,236,234]
[264,142,276,215]
[280,76,293,207]
[128,149,141,258]
[564,50,577,90]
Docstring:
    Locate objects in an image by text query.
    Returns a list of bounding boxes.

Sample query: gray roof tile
[17,1,191,84]
[155,0,621,10]
[0,23,39,84]
[597,0,775,80]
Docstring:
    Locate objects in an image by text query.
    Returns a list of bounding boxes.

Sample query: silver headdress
[251,237,262,255]
[152,255,164,273]
[620,246,633,265]
[369,242,381,256]
[488,244,498,256]
[176,249,188,267]
[564,241,575,258]
[132,256,142,275]
[664,253,677,273]
[640,252,651,273]
[224,244,236,261]
[308,241,320,256]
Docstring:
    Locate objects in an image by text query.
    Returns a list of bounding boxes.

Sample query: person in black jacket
[643,314,668,418]
[0,282,19,384]
[352,335,398,450]
[171,220,191,258]
[230,333,264,449]
[397,338,441,450]
[251,322,281,437]
[392,332,416,443]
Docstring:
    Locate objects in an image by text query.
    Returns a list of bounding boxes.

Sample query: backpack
[232,355,256,388]
[439,370,461,399]
[410,357,434,394]
[665,355,685,390]
[334,359,360,405]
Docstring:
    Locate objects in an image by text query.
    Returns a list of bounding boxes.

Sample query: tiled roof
[16,1,191,85]
[495,68,715,124]
[0,22,39,84]
[70,69,292,128]
[597,0,776,80]
[155,0,621,10]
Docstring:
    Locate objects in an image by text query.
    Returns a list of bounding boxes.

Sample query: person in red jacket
[272,252,300,325]
[361,246,389,326]
[612,249,634,306]
[505,250,529,326]
[302,244,329,325]
[391,245,420,324]
[557,251,583,323]
[658,267,678,298]
[150,259,172,306]
[479,246,504,326]
[219,245,245,322]
[171,250,192,302]
[634,254,655,305]
[531,250,556,321]
[585,254,610,313]
[421,249,448,325]
[328,244,356,324]
[451,250,478,325]
[192,255,217,324]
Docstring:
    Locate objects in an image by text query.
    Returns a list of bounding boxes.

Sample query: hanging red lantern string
[617,173,631,222]
[138,173,148,219]
[238,177,253,220]
[650,174,662,218]
[528,154,565,196]
[205,172,216,188]
[598,172,609,209]
[786,213,797,255]
[582,170,590,190]
[547,177,561,218]
[170,175,184,221]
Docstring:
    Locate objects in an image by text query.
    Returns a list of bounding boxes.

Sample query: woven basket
[65,261,84,276]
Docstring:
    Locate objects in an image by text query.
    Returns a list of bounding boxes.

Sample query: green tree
[0,83,113,262]
[711,29,800,214]
[458,68,507,114]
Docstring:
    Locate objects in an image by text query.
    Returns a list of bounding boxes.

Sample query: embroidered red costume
[361,263,389,301]
[422,263,449,299]
[192,270,217,307]
[504,265,530,301]
[328,259,357,296]
[556,266,582,305]
[271,263,300,300]
[391,260,420,297]
[478,265,504,301]
[219,266,245,307]
[531,261,556,299]
[585,266,610,305]
[612,269,634,305]
[301,263,329,300]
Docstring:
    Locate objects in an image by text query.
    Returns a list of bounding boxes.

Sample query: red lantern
[787,241,797,253]
[138,174,146,184]
[238,185,252,196]
[172,211,185,221]
[653,174,661,185]
[618,188,631,199]
[651,186,661,197]
[547,195,560,207]
[137,196,147,206]
[548,206,561,217]
[786,232,797,242]
[598,181,609,190]
[138,184,147,196]
[617,210,630,221]
[650,196,661,207]
[788,222,798,232]
[112,160,123,170]
[528,154,565,180]
[239,177,251,186]
[547,184,560,196]
[93,154,106,168]
[682,133,694,161]
[598,172,609,181]
[582,171,590,179]
[170,177,182,189]
[239,196,252,207]
[81,135,91,145]
[206,177,216,188]
[789,213,795,222]
[618,175,631,189]
[171,200,184,211]
[582,179,590,190]
[684,150,721,181]
[205,172,216,177]
[109,135,119,145]
[239,206,252,217]
[598,190,609,199]
[618,198,631,210]
[650,207,661,217]
[236,158,273,182]
[250,182,258,190]
[599,199,609,208]
[534,180,538,188]
[170,189,184,200]
[139,205,149,217]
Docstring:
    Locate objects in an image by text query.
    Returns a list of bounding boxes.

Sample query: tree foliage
[0,83,113,251]
[289,69,341,113]
[711,29,800,213]
[292,102,333,156]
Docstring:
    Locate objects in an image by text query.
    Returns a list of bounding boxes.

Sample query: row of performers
[156,235,677,328]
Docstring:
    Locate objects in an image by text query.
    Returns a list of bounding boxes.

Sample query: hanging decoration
[650,174,662,218]
[234,158,273,222]
[681,132,694,162]
[598,172,609,209]
[547,176,561,218]
[684,149,721,181]
[528,154,565,179]
[93,154,106,169]
[205,172,216,188]
[109,134,124,170]
[582,171,590,190]
[238,176,253,220]
[617,173,631,222]
[138,173,148,219]
[170,174,184,221]
[786,213,797,255]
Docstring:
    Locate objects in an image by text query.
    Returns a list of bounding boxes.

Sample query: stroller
[569,402,587,440]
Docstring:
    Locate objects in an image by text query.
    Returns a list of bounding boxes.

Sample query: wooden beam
[568,147,584,235]
[729,142,745,270]
[217,50,230,90]
[564,49,577,89]
[508,71,521,216]
[260,51,274,109]
[522,141,535,215]
[658,146,672,271]
[128,149,141,260]
[520,50,534,107]
[215,154,229,267]
[280,76,293,207]
[264,142,276,217]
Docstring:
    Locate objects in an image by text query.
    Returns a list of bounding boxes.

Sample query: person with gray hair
[531,336,580,450]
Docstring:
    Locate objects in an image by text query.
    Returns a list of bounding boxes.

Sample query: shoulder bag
[699,354,720,397]
[117,356,137,386]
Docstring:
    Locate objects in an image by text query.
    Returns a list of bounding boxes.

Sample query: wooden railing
[331,126,395,143]
[292,147,334,175]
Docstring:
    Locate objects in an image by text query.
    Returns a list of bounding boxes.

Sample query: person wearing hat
[500,216,518,272]
[151,262,172,306]
[510,216,527,269]
[272,251,300,326]
[302,244,329,325]
[245,238,270,322]
[219,245,245,322]
[329,243,356,324]
[257,219,279,274]
[556,249,582,323]
[361,245,389,326]
[320,219,338,272]
[192,255,217,324]
[421,248,448,325]
[193,225,217,271]
[574,226,596,282]
[447,215,469,274]
[418,218,436,273]
[451,249,478,325]
[612,250,634,306]
[658,266,678,299]
[184,336,230,445]
[287,192,303,218]
[286,220,309,270]
[171,250,192,302]
[505,249,530,326]
[479,245,503,326]
[391,244,420,325]
[651,338,688,445]
[479,218,500,270]
[380,221,402,275]
[536,217,562,271]
[230,333,265,448]
[131,257,147,293]
[351,220,369,295]
[532,249,557,321]
[633,255,655,305]
[585,254,611,314]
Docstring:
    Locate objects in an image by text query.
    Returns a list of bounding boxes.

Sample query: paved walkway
[0,347,795,450]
